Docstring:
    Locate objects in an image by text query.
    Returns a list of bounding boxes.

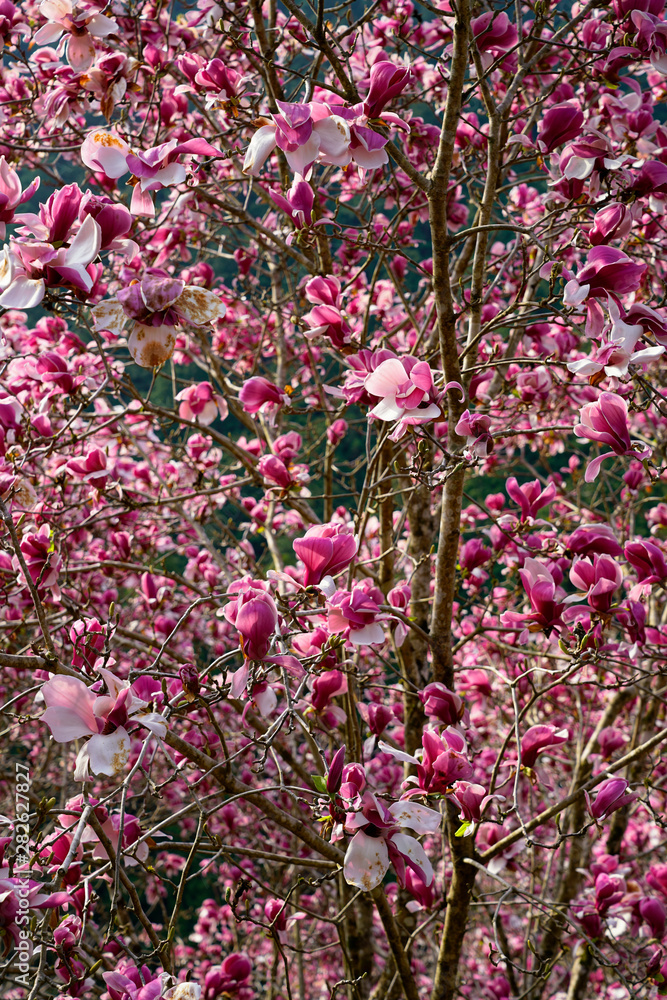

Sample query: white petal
[86,728,130,776]
[92,299,126,334]
[349,622,385,646]
[343,831,390,891]
[134,712,167,737]
[389,800,442,834]
[377,741,419,765]
[65,215,101,266]
[0,275,45,308]
[175,286,226,326]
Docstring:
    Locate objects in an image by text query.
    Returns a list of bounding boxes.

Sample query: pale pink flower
[33,0,118,72]
[176,382,228,425]
[343,791,441,891]
[39,670,167,780]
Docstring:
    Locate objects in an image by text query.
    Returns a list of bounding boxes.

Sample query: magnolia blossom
[242,98,404,178]
[568,300,664,379]
[343,791,441,891]
[380,728,474,794]
[324,579,388,646]
[585,777,637,823]
[363,356,441,440]
[91,270,226,368]
[574,391,651,482]
[223,578,279,661]
[303,275,351,348]
[34,0,118,72]
[81,130,220,215]
[501,558,566,639]
[0,157,39,238]
[176,382,228,425]
[0,213,101,309]
[506,477,557,521]
[40,669,167,780]
[293,522,358,586]
[238,377,291,423]
[520,724,568,769]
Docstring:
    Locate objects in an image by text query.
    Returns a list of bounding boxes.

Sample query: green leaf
[312,775,328,794]
[455,821,472,838]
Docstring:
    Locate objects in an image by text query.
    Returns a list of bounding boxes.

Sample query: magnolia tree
[5,0,667,998]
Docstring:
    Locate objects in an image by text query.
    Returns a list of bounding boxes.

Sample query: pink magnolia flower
[293,522,358,586]
[568,554,623,614]
[574,391,651,482]
[243,100,394,178]
[327,419,348,446]
[419,682,465,726]
[92,269,225,368]
[0,157,39,238]
[361,57,411,120]
[238,377,291,423]
[380,728,474,793]
[455,410,494,458]
[33,0,118,72]
[0,212,101,309]
[536,102,584,154]
[81,130,220,215]
[257,453,309,491]
[364,356,441,440]
[13,523,62,598]
[176,382,228,425]
[65,447,109,490]
[563,247,646,336]
[589,202,634,246]
[271,175,318,242]
[40,669,167,779]
[0,875,69,948]
[501,558,566,638]
[639,897,666,939]
[303,275,351,348]
[471,11,518,65]
[520,724,568,769]
[585,777,637,823]
[223,579,279,660]
[451,782,504,830]
[343,791,441,891]
[567,300,664,379]
[567,523,623,557]
[326,579,388,646]
[506,477,557,521]
[625,539,667,584]
[202,955,252,999]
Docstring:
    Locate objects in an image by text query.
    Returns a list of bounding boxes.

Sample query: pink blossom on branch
[574,391,651,482]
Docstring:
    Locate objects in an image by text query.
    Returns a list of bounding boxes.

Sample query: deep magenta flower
[362,58,412,119]
[176,382,228,426]
[506,477,557,521]
[589,202,634,246]
[451,781,504,828]
[536,102,584,154]
[624,539,667,584]
[223,579,279,660]
[574,392,651,482]
[564,247,646,304]
[585,778,637,823]
[380,727,474,794]
[364,356,441,439]
[519,724,568,769]
[419,682,465,726]
[502,558,566,637]
[239,376,290,422]
[40,669,167,779]
[569,555,623,614]
[66,447,109,490]
[293,522,358,586]
[326,580,387,646]
[567,523,623,557]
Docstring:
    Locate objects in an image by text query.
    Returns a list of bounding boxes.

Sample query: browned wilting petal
[127,322,176,368]
[175,285,226,326]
